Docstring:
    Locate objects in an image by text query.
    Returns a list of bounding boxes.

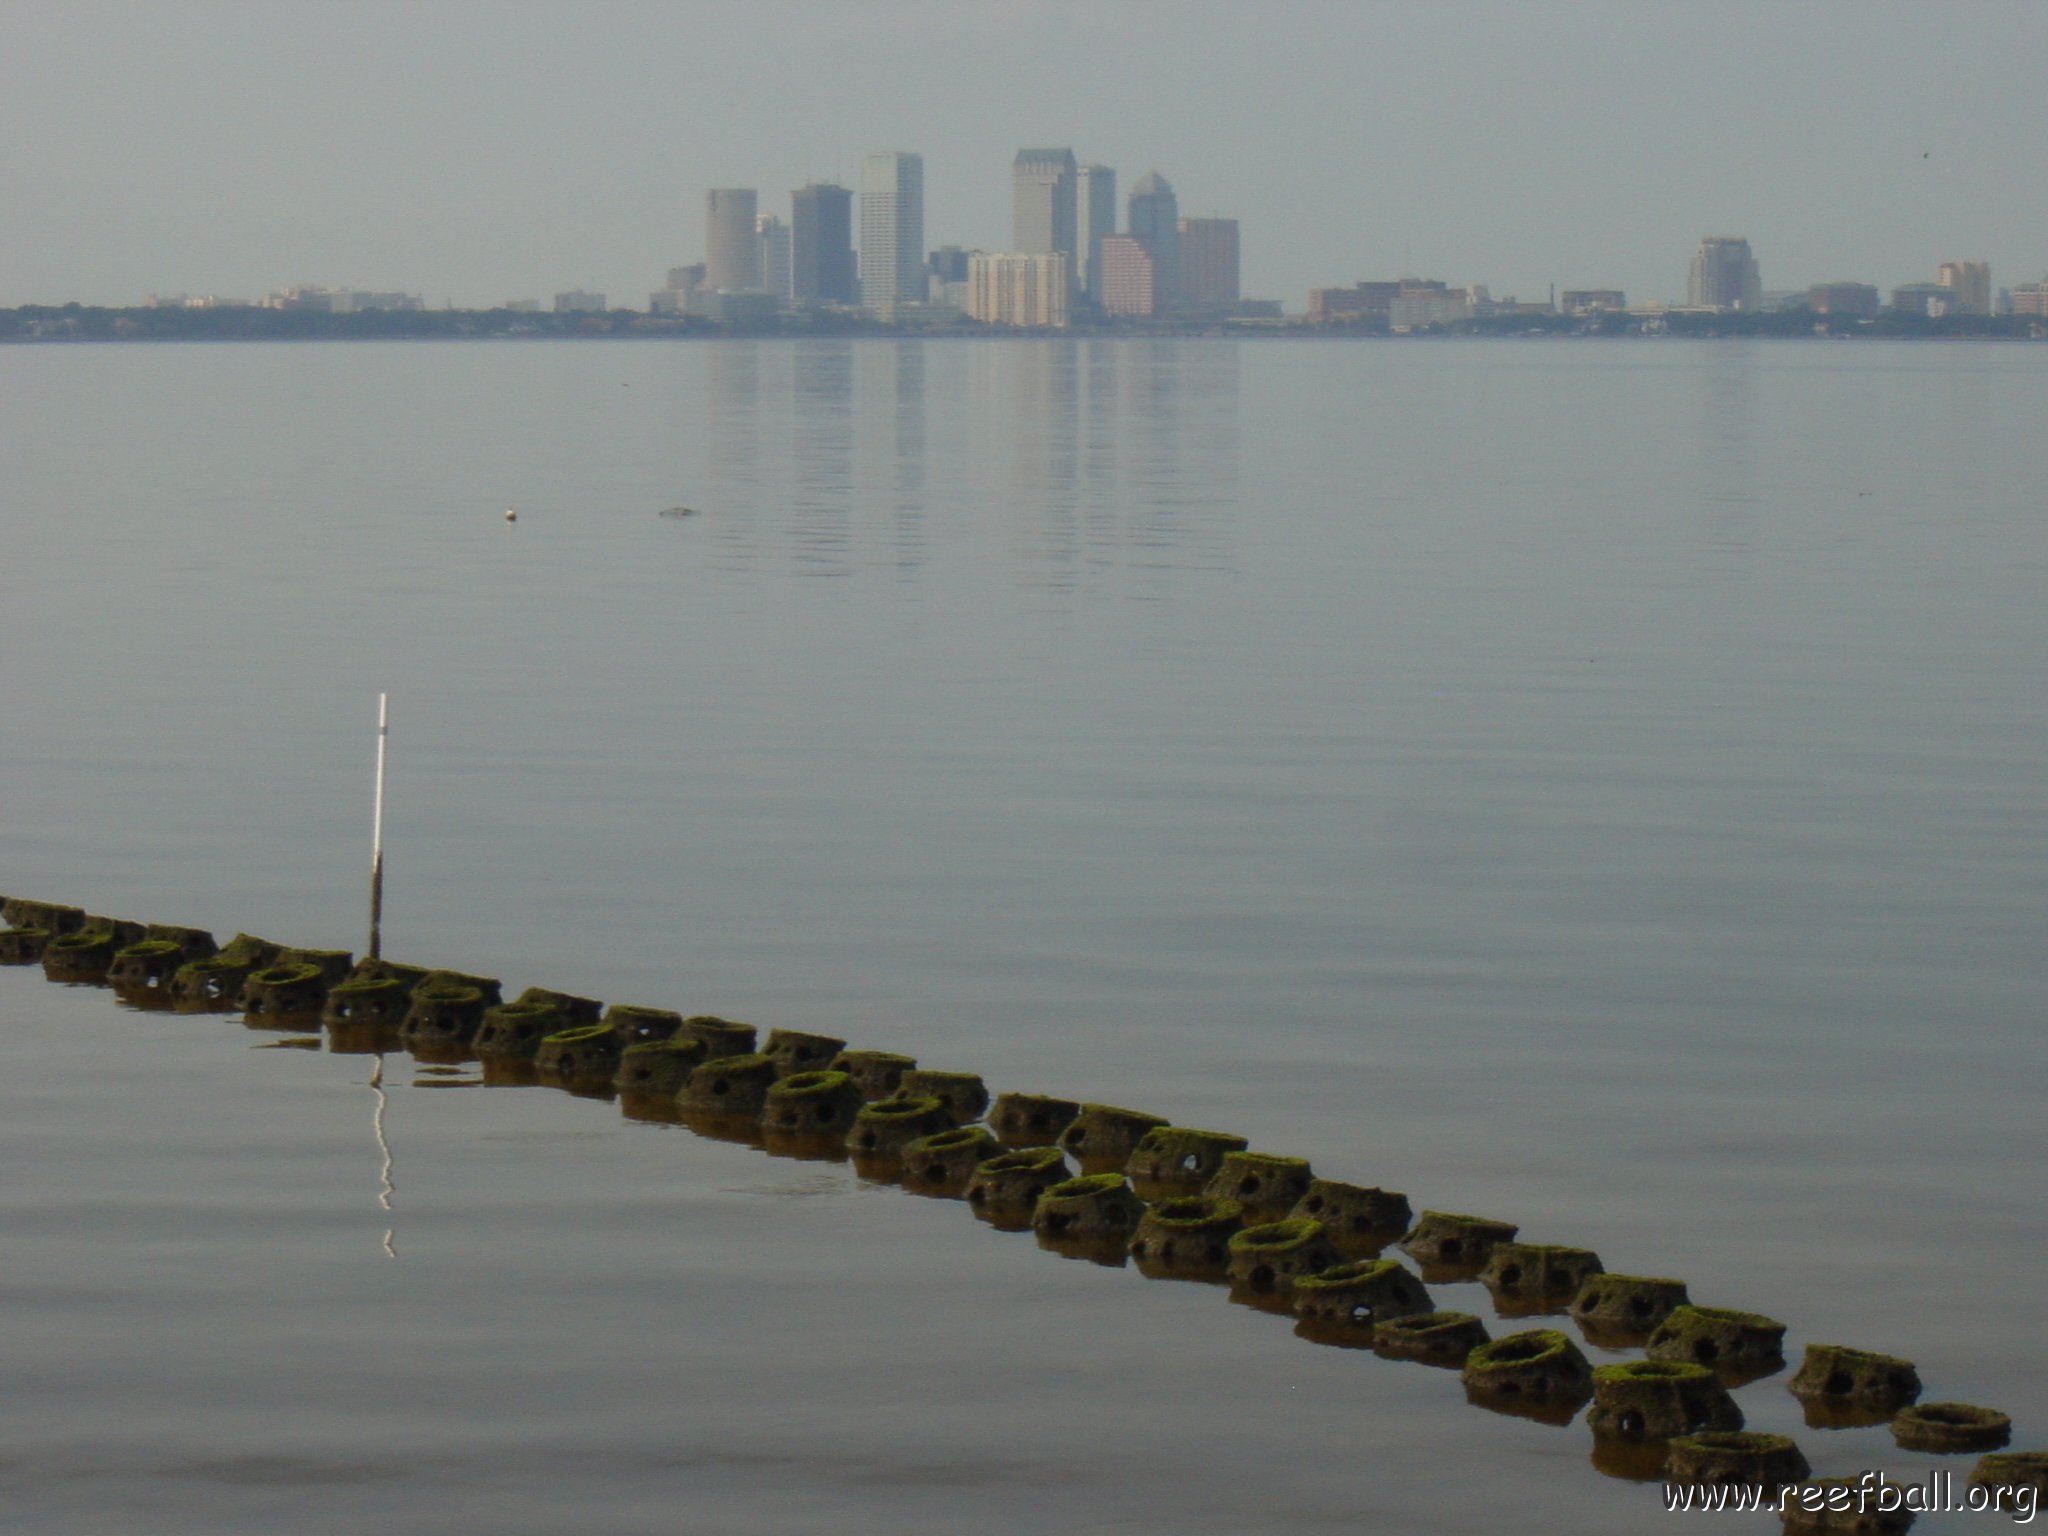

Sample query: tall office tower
[1937,261,1991,313]
[1127,171,1180,308]
[1074,164,1115,303]
[791,183,857,305]
[705,188,760,292]
[1686,236,1761,310]
[1012,148,1077,263]
[1177,217,1240,311]
[756,214,792,303]
[859,152,924,319]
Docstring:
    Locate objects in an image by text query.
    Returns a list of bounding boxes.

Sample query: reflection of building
[1559,289,1626,314]
[966,252,1069,327]
[1127,171,1179,308]
[1807,282,1879,316]
[1012,148,1076,270]
[860,152,924,319]
[705,188,759,293]
[1687,237,1762,310]
[1099,235,1159,317]
[757,215,791,303]
[1177,218,1239,312]
[1936,261,1991,313]
[1075,165,1116,304]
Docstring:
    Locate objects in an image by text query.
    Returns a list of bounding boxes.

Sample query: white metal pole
[369,692,388,960]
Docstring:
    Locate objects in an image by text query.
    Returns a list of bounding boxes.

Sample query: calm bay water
[1,337,2043,1534]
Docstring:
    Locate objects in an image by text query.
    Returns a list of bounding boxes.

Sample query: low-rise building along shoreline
[3,302,2044,343]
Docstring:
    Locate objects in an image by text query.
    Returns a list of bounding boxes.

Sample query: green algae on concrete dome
[604,1004,685,1045]
[1032,1173,1145,1243]
[899,1125,1002,1198]
[323,976,415,1029]
[1664,1431,1810,1496]
[1778,1476,1921,1534]
[761,1029,847,1079]
[1,899,86,934]
[763,1070,865,1137]
[42,926,124,981]
[1460,1329,1595,1413]
[990,1093,1082,1149]
[897,1070,989,1125]
[1130,1195,1245,1279]
[515,987,602,1026]
[1291,1258,1432,1341]
[1373,1310,1490,1368]
[1480,1243,1605,1313]
[1203,1151,1314,1224]
[677,1053,780,1115]
[1971,1451,2048,1500]
[398,983,490,1047]
[1788,1344,1922,1412]
[1289,1179,1412,1248]
[1125,1126,1251,1194]
[346,957,432,989]
[1891,1402,2013,1455]
[613,1036,708,1095]
[828,1050,918,1101]
[1226,1218,1341,1297]
[847,1095,957,1157]
[965,1145,1072,1228]
[1646,1304,1788,1380]
[168,935,282,1007]
[1571,1274,1691,1341]
[1057,1104,1170,1173]
[1398,1211,1520,1269]
[243,952,350,1016]
[471,1002,569,1060]
[106,937,191,990]
[676,1016,758,1057]
[535,1022,623,1086]
[0,927,56,964]
[1586,1360,1743,1442]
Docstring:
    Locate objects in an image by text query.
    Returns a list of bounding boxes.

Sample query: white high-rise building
[966,252,1070,328]
[859,151,925,320]
[757,214,792,303]
[1686,236,1762,310]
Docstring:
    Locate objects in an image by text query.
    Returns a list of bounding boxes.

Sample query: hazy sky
[2,0,2042,309]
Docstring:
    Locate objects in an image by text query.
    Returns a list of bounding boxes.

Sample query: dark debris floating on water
[0,887,2034,1527]
[657,505,697,518]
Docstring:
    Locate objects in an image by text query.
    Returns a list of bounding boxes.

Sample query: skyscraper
[1127,171,1179,309]
[1098,235,1159,318]
[1177,217,1240,312]
[1074,164,1115,305]
[757,214,792,304]
[705,188,760,292]
[859,152,924,320]
[791,183,857,306]
[1012,148,1077,263]
[1686,236,1761,310]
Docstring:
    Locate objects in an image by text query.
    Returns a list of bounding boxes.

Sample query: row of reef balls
[3,894,2042,1531]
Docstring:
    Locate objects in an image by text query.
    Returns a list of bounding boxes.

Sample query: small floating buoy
[504,508,517,522]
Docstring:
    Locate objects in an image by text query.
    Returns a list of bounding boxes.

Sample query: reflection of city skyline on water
[689,338,1241,589]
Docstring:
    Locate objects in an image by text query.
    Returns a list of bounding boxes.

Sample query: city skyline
[1,3,2043,310]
